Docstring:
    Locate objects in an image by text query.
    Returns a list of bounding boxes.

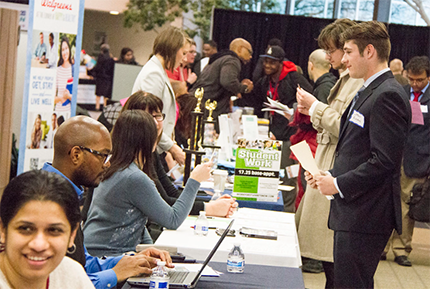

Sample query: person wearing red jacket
[246,45,313,213]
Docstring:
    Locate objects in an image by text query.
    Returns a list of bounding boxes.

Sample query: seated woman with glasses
[83,109,212,257]
[0,170,94,289]
[122,91,237,216]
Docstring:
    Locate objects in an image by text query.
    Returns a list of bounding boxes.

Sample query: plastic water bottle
[227,242,245,273]
[149,261,169,289]
[194,211,209,236]
[211,190,222,201]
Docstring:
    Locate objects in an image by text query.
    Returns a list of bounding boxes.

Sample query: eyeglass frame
[407,76,428,85]
[324,48,339,56]
[79,146,112,164]
[152,113,166,122]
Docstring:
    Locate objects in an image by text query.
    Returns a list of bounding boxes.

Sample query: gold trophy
[205,100,217,122]
[194,87,204,113]
[183,87,206,184]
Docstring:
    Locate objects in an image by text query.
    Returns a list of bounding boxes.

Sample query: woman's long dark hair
[57,36,72,67]
[103,110,158,180]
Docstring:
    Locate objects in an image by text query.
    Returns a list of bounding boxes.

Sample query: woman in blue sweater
[83,110,211,257]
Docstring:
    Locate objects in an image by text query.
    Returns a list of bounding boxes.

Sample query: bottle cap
[157,261,166,266]
[199,211,206,216]
[234,242,241,247]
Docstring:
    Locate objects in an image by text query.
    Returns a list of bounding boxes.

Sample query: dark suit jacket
[403,85,430,178]
[329,71,411,235]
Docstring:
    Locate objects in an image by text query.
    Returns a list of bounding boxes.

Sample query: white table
[154,208,302,268]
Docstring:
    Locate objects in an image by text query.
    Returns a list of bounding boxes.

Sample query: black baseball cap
[260,45,285,61]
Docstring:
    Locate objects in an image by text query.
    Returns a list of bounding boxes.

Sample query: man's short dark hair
[204,40,217,49]
[318,18,357,50]
[268,38,282,47]
[405,56,430,77]
[340,21,391,62]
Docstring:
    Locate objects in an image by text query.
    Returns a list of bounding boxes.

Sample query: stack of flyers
[262,97,294,116]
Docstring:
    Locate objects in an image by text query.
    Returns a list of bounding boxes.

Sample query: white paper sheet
[290,141,320,176]
[290,141,334,200]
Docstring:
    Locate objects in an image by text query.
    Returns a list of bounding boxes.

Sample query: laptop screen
[189,219,235,285]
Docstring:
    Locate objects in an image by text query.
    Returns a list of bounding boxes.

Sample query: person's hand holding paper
[290,141,334,200]
[290,141,320,177]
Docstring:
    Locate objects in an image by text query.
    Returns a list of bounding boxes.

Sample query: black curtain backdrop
[212,8,430,80]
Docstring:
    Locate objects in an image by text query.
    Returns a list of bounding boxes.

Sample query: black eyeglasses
[152,113,166,122]
[79,146,112,164]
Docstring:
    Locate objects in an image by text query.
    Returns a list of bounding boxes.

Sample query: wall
[83,0,128,13]
[82,9,183,65]
[12,30,27,144]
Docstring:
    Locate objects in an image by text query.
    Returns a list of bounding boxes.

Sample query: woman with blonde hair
[132,26,189,166]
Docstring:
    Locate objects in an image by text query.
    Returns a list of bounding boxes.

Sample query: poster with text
[232,139,283,202]
[18,0,85,174]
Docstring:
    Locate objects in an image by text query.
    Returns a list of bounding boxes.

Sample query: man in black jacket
[307,49,337,104]
[250,45,313,212]
[190,38,254,132]
[383,56,430,267]
[312,21,410,288]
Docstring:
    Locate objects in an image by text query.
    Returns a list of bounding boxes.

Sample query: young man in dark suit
[307,21,411,288]
[383,56,430,266]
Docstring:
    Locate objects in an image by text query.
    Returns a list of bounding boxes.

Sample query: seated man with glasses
[42,115,172,289]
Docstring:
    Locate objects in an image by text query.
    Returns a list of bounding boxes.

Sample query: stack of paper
[262,97,294,116]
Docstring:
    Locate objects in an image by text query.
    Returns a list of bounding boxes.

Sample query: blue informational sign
[18,0,85,174]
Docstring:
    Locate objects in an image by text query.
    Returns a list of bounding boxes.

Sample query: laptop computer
[127,219,234,288]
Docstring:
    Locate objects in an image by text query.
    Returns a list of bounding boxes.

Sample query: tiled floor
[302,223,430,289]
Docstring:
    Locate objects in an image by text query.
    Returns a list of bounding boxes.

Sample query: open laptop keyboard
[169,271,189,283]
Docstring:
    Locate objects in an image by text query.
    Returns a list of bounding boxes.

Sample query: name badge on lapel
[421,105,428,113]
[349,110,365,128]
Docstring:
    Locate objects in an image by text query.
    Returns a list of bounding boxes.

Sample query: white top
[132,55,176,152]
[200,57,210,72]
[48,43,57,68]
[0,257,95,289]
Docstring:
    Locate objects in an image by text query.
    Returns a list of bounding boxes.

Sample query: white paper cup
[213,169,228,193]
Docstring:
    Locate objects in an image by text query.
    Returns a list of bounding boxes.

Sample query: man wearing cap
[249,45,312,212]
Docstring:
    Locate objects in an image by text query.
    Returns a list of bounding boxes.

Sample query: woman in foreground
[0,170,94,289]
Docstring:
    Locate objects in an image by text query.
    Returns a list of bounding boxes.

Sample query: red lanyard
[268,81,280,115]
[268,81,280,101]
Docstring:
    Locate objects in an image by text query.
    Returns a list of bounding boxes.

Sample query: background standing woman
[92,44,115,111]
[132,26,189,166]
